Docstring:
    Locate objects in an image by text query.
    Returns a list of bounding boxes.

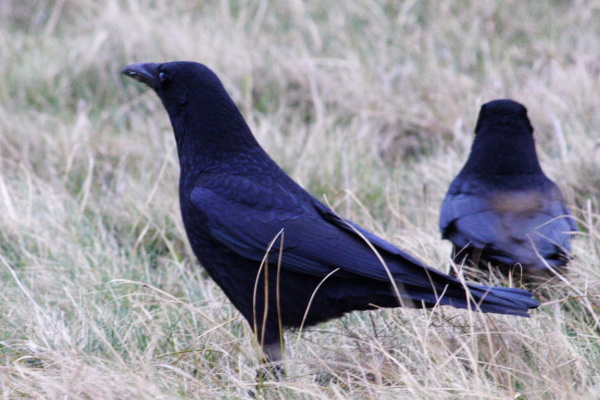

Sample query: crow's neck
[459,128,543,178]
[166,92,266,180]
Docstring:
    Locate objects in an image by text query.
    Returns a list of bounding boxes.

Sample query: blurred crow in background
[122,63,539,373]
[440,99,577,277]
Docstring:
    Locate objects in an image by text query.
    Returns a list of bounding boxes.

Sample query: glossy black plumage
[122,63,539,365]
[440,99,577,274]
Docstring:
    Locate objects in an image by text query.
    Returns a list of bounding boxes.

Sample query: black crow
[122,63,539,369]
[440,99,577,276]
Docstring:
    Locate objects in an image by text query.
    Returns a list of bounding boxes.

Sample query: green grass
[1,0,599,398]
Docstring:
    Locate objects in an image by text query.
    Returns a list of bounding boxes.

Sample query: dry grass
[0,0,599,398]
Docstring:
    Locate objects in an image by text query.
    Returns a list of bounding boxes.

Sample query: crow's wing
[440,179,576,263]
[189,175,449,288]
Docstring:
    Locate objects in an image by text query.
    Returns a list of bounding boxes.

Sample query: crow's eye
[159,71,167,82]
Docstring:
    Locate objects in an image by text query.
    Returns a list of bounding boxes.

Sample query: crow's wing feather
[440,180,576,262]
[190,176,446,288]
[440,191,495,243]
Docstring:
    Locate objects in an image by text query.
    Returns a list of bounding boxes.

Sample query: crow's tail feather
[464,284,539,317]
[404,280,539,317]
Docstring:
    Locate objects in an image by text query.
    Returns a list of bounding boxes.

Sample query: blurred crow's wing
[440,181,576,264]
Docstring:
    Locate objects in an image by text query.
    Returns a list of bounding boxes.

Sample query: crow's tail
[402,276,539,317]
[434,280,539,317]
[462,283,539,317]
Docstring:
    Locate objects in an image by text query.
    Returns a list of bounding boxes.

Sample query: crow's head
[122,61,228,110]
[474,99,533,136]
[121,61,260,160]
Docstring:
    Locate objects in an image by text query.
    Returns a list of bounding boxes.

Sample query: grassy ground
[1,0,599,398]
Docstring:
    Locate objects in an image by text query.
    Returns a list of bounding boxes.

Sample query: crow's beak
[121,63,160,89]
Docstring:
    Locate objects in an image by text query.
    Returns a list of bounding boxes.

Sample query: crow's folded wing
[189,177,449,288]
[440,182,576,260]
